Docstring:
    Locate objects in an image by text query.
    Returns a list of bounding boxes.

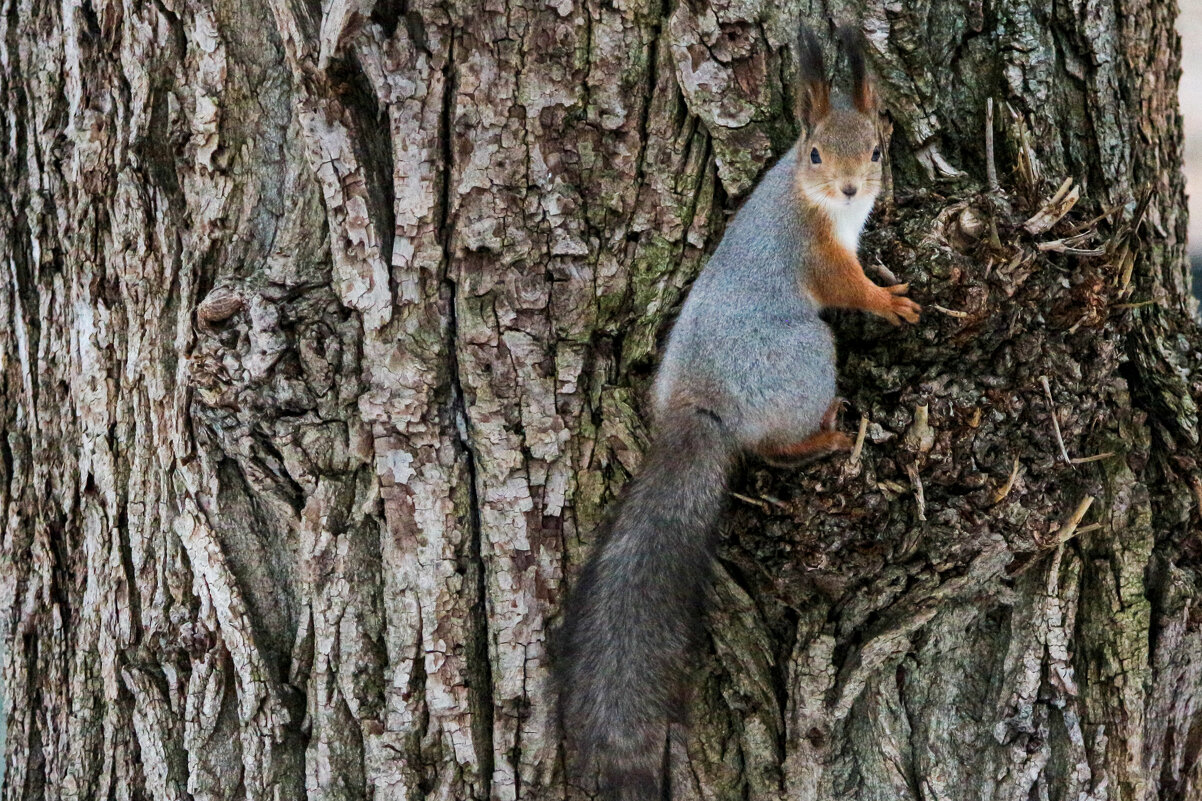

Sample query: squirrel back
[652,144,836,450]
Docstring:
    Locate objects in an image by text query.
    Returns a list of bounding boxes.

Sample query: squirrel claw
[893,296,921,324]
[875,284,920,325]
[821,397,848,430]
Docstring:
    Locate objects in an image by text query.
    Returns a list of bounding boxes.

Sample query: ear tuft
[837,25,877,114]
[797,23,830,128]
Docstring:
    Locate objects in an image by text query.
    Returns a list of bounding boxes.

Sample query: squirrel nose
[841,184,857,198]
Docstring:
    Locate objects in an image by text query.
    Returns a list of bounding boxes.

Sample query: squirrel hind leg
[757,430,852,468]
[757,398,851,466]
[819,396,846,430]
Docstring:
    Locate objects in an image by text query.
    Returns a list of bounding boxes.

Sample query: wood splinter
[985,98,999,193]
[1040,376,1074,466]
[1023,177,1080,235]
[992,456,1021,505]
[906,463,927,522]
[849,415,869,465]
[1052,495,1095,545]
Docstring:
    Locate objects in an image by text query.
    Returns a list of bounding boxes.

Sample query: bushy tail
[556,407,738,800]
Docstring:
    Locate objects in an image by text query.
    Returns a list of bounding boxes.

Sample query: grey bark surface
[0,0,1198,800]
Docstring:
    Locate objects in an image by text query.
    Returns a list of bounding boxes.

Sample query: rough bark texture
[0,0,1198,799]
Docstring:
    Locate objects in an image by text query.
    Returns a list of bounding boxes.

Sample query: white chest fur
[826,197,875,253]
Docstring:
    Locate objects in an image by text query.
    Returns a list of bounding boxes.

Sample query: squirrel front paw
[872,283,920,325]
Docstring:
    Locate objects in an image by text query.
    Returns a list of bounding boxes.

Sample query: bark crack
[437,26,495,799]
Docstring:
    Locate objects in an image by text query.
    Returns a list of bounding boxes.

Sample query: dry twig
[906,463,927,522]
[931,304,969,318]
[986,98,999,193]
[1052,496,1095,544]
[992,457,1021,504]
[849,416,869,465]
[1070,452,1115,465]
[1023,177,1079,235]
[1040,376,1073,465]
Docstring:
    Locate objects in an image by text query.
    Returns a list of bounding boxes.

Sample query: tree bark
[0,0,1198,799]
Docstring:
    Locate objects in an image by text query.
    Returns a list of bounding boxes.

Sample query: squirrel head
[794,25,882,214]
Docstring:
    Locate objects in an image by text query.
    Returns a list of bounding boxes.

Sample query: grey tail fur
[555,406,738,800]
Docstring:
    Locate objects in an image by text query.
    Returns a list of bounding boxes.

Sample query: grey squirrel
[555,24,919,800]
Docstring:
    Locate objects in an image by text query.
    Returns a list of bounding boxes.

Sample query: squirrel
[555,23,919,801]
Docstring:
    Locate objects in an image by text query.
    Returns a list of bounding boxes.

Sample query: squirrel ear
[797,24,830,127]
[837,25,877,114]
[801,80,831,127]
[852,73,877,115]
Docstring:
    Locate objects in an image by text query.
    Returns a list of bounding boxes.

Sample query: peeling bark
[0,0,1198,800]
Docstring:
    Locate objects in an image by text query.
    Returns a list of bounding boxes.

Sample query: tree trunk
[0,0,1197,799]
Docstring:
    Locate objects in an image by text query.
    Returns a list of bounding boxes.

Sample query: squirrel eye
[810,148,822,165]
[871,145,882,162]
